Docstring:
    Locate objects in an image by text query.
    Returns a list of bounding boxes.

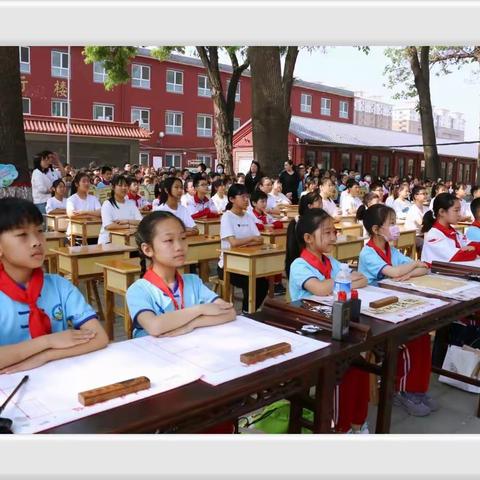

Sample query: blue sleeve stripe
[377,265,387,280]
[301,276,319,290]
[210,296,220,303]
[75,314,98,329]
[132,309,156,329]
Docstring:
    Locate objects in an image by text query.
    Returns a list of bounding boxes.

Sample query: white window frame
[132,64,151,89]
[227,79,241,102]
[165,153,182,168]
[339,101,349,119]
[139,152,150,165]
[197,75,211,97]
[131,107,150,130]
[197,154,212,168]
[19,47,30,74]
[93,61,107,83]
[233,117,241,131]
[321,97,331,116]
[197,114,213,138]
[22,97,31,114]
[166,69,184,93]
[300,93,312,113]
[165,111,183,135]
[51,50,69,78]
[93,103,114,121]
[51,99,68,117]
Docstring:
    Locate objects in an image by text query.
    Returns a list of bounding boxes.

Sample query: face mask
[355,175,361,181]
[365,176,371,183]
[384,225,400,242]
[217,168,224,174]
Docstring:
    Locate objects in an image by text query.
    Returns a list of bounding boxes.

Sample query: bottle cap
[337,291,347,301]
[351,289,358,299]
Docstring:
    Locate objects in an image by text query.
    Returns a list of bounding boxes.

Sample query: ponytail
[159,177,181,205]
[421,192,457,233]
[356,204,367,222]
[421,210,435,233]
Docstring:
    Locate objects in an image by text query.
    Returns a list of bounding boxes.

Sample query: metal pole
[66,45,71,165]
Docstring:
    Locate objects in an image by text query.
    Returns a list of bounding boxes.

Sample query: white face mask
[383,225,400,242]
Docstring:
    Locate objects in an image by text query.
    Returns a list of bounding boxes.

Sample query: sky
[214,46,480,141]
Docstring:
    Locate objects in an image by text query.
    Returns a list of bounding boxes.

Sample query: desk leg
[223,270,231,303]
[104,284,114,341]
[124,297,132,339]
[312,365,335,433]
[248,274,256,313]
[92,281,105,324]
[199,260,209,282]
[375,338,398,434]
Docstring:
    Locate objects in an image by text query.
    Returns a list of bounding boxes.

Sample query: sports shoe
[393,392,431,416]
[274,283,286,296]
[414,393,439,412]
[346,422,369,434]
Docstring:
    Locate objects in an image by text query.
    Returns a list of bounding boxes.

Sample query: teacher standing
[31,150,65,215]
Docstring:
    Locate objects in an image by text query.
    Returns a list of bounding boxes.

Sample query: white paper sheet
[380,275,480,301]
[0,317,328,433]
[310,286,448,323]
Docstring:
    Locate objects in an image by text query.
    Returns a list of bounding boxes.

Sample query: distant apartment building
[392,102,465,141]
[353,92,393,130]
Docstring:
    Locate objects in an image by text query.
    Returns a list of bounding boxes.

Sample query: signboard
[152,156,163,170]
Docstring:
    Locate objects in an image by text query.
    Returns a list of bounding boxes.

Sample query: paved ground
[105,278,480,434]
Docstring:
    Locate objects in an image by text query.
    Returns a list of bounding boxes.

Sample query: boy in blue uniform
[0,198,108,374]
[466,198,480,242]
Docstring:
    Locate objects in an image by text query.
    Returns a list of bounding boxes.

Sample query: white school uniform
[404,204,428,234]
[154,203,196,229]
[31,168,60,204]
[392,198,412,220]
[269,192,291,206]
[98,199,142,244]
[66,193,101,236]
[460,199,473,221]
[187,197,218,217]
[321,197,340,218]
[218,210,260,268]
[341,194,362,215]
[210,193,228,213]
[385,196,395,208]
[46,196,67,213]
[181,193,194,209]
[421,225,470,264]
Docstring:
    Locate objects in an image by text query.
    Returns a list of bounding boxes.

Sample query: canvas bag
[438,345,480,394]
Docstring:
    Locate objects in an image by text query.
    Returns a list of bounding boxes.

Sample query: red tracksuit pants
[334,366,370,433]
[396,334,431,393]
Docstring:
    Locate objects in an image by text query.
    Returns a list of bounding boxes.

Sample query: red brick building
[19,46,354,169]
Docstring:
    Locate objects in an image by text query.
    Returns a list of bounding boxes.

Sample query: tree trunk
[248,47,298,178]
[408,46,440,181]
[0,47,30,192]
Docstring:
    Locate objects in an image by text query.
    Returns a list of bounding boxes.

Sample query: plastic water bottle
[333,264,352,300]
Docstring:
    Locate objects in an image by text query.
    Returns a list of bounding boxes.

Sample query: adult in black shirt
[245,161,262,194]
[279,160,300,204]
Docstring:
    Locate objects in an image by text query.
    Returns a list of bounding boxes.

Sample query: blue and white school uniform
[466,222,480,242]
[0,274,96,346]
[358,243,411,286]
[288,256,342,302]
[126,274,219,338]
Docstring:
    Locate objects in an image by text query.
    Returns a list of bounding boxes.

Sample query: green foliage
[429,46,480,76]
[383,47,418,100]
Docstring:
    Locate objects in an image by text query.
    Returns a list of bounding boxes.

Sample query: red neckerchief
[127,192,141,207]
[366,238,392,266]
[194,193,209,205]
[0,263,51,338]
[471,220,480,229]
[143,268,185,310]
[300,249,333,279]
[433,220,461,248]
[252,208,267,224]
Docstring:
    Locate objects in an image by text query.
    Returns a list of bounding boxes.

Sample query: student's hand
[250,236,264,245]
[0,351,49,374]
[117,220,130,226]
[214,298,234,309]
[47,329,96,349]
[286,192,293,199]
[199,303,233,316]
[393,273,412,282]
[415,261,429,269]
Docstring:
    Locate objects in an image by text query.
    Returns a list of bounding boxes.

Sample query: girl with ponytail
[286,208,368,433]
[153,176,198,236]
[421,192,480,264]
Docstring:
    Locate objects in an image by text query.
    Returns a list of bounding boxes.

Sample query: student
[454,183,474,222]
[319,178,341,220]
[154,177,199,236]
[429,183,447,211]
[466,198,480,241]
[180,179,196,209]
[245,161,262,194]
[236,173,246,185]
[421,193,480,264]
[405,186,429,253]
[471,185,480,200]
[126,177,151,211]
[98,175,143,244]
[45,179,67,214]
[187,178,219,219]
[369,182,386,203]
[392,183,412,220]
[299,177,319,198]
[218,184,268,313]
[286,208,369,433]
[0,198,108,373]
[270,178,292,207]
[358,204,432,416]
[96,166,113,188]
[340,179,362,215]
[210,179,228,213]
[257,176,282,215]
[298,191,323,216]
[356,192,381,222]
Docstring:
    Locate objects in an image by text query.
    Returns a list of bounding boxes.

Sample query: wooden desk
[332,235,364,262]
[222,245,285,313]
[45,213,68,232]
[261,228,287,249]
[43,231,66,274]
[335,222,363,238]
[69,217,102,246]
[395,227,416,259]
[195,218,221,236]
[185,235,220,281]
[453,223,470,234]
[110,228,137,247]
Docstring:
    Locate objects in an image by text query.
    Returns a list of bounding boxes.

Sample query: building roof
[24,115,152,140]
[289,115,477,159]
[136,48,354,98]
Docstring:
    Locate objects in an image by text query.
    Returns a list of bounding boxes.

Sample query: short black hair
[470,197,480,219]
[101,165,112,175]
[0,198,43,234]
[193,176,208,188]
[250,190,268,206]
[346,179,359,190]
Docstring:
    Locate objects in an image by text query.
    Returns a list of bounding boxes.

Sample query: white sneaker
[346,422,369,434]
